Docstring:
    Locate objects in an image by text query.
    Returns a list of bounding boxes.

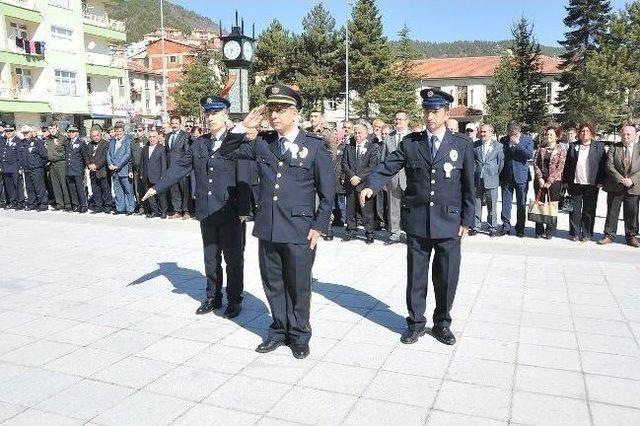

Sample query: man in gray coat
[471,124,504,237]
[381,110,410,243]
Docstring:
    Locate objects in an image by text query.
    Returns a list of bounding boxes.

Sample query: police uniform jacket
[363,130,475,239]
[45,134,67,163]
[228,130,336,244]
[0,136,21,173]
[341,140,380,193]
[154,131,251,223]
[20,138,48,169]
[65,137,87,177]
[82,139,109,179]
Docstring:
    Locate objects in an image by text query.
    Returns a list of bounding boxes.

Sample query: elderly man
[599,124,640,247]
[83,127,112,214]
[471,124,504,236]
[107,123,134,215]
[361,88,474,346]
[342,120,380,244]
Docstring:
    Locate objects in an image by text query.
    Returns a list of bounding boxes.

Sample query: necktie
[279,137,288,156]
[169,133,175,149]
[356,144,361,161]
[624,146,631,174]
[430,135,438,159]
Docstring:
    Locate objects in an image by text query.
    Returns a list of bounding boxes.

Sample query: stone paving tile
[173,403,260,426]
[434,381,511,421]
[514,365,586,398]
[93,390,194,426]
[145,365,229,401]
[426,410,508,426]
[2,409,84,425]
[510,391,591,426]
[363,371,440,408]
[585,374,640,409]
[343,398,429,425]
[204,375,291,414]
[267,386,357,425]
[590,402,640,426]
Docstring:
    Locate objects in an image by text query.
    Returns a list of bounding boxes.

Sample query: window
[456,86,468,107]
[51,26,73,42]
[87,76,92,94]
[54,70,77,96]
[15,68,32,91]
[169,55,177,63]
[9,22,28,40]
[49,0,70,8]
[327,99,337,111]
[145,98,150,111]
[545,82,553,103]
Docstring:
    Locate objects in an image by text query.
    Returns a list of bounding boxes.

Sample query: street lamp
[344,1,353,121]
[159,0,168,121]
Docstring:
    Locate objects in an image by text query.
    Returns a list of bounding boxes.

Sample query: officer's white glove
[142,188,156,202]
[359,188,373,207]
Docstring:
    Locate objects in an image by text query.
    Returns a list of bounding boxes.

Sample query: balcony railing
[2,37,44,56]
[83,11,125,32]
[86,52,127,68]
[0,85,45,101]
[2,0,38,10]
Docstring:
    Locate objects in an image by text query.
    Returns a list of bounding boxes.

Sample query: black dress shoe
[488,230,497,237]
[343,232,356,242]
[323,233,334,241]
[256,339,286,353]
[365,235,374,244]
[431,325,456,345]
[195,297,223,315]
[468,229,478,236]
[79,207,88,213]
[125,211,133,216]
[400,328,426,344]
[516,231,525,238]
[223,303,242,319]
[291,343,310,359]
[14,205,24,211]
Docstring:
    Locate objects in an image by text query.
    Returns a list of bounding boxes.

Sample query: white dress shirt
[574,144,591,185]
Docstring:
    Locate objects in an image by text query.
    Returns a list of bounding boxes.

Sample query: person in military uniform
[45,122,71,211]
[305,110,332,148]
[143,94,252,319]
[228,84,336,359]
[131,125,149,215]
[19,125,49,211]
[360,89,474,346]
[0,124,24,210]
[65,125,88,213]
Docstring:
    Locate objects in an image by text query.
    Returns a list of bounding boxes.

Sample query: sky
[172,0,629,47]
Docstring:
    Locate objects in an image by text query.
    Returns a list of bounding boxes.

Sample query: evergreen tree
[173,49,222,119]
[486,54,520,136]
[556,0,612,123]
[511,17,548,132]
[371,25,421,123]
[348,0,393,118]
[295,3,343,113]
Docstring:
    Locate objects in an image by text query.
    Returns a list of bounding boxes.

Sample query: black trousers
[568,184,599,238]
[1,172,20,206]
[133,171,145,212]
[0,173,4,204]
[406,234,461,331]
[533,181,563,236]
[346,190,375,234]
[66,175,87,208]
[258,239,315,345]
[90,174,112,210]
[169,178,189,213]
[24,168,48,209]
[145,178,167,215]
[200,216,246,303]
[604,191,639,238]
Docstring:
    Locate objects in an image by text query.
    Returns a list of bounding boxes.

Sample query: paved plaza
[0,198,639,425]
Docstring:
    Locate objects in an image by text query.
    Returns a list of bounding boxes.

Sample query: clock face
[242,41,254,61]
[223,40,241,60]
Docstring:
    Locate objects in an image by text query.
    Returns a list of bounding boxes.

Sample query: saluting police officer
[143,95,252,319]
[229,85,336,359]
[360,89,474,346]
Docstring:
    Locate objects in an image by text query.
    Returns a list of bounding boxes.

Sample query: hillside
[106,0,221,43]
[393,39,564,58]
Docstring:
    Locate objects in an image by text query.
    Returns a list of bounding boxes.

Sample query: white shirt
[426,127,447,152]
[482,140,493,159]
[574,144,591,185]
[212,128,226,152]
[278,127,300,148]
[148,144,156,159]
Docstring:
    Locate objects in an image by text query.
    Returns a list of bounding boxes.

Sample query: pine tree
[295,3,343,113]
[556,0,612,123]
[486,54,520,136]
[173,49,222,119]
[511,17,548,132]
[348,0,393,118]
[371,25,421,123]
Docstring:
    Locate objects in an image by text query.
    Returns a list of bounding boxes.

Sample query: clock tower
[220,12,255,117]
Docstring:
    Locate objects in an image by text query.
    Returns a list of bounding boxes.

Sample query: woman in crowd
[562,122,606,242]
[532,124,567,239]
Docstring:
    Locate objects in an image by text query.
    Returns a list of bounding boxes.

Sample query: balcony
[0,38,45,67]
[86,52,126,68]
[0,85,50,113]
[83,11,126,42]
[0,0,41,22]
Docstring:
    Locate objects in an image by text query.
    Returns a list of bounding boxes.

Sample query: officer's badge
[299,147,308,159]
[427,90,434,97]
[443,162,454,178]
[272,87,280,94]
[449,149,458,162]
[206,97,212,104]
[289,142,300,158]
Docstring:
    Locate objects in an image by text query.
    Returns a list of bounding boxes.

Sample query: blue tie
[430,135,438,159]
[279,137,288,155]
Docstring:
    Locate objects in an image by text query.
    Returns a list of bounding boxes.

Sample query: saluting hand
[142,188,157,202]
[359,188,373,207]
[307,229,321,250]
[242,105,266,129]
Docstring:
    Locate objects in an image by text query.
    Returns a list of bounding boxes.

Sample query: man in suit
[360,88,474,346]
[499,121,534,237]
[107,123,134,215]
[166,116,191,219]
[228,84,336,359]
[381,111,410,243]
[19,125,49,211]
[64,125,88,213]
[83,127,112,214]
[144,95,251,319]
[0,123,24,209]
[342,120,380,244]
[131,125,148,215]
[599,124,640,247]
[140,129,168,218]
[471,124,504,236]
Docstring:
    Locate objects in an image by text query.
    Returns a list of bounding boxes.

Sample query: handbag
[559,185,573,214]
[528,188,558,225]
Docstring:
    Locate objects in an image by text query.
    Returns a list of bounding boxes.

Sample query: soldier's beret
[265,84,302,109]
[420,88,454,110]
[200,96,231,111]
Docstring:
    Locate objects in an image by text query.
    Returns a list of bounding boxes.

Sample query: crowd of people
[0,109,638,247]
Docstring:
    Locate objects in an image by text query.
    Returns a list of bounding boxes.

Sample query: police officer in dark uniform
[143,95,252,319]
[229,85,336,359]
[0,123,24,209]
[361,89,474,346]
[19,125,49,211]
[65,125,88,213]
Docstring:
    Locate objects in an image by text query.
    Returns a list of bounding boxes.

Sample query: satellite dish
[87,41,96,50]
